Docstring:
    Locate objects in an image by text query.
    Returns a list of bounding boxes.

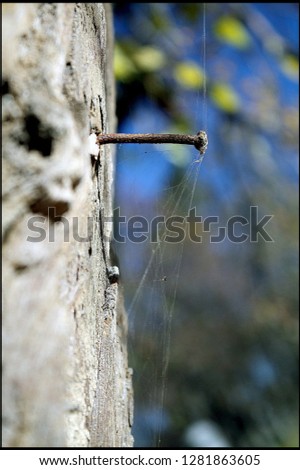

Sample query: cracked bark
[2,3,133,447]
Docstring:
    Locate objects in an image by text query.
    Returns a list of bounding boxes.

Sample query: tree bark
[2,3,133,447]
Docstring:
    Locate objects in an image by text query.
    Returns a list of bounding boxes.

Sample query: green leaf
[280,54,299,81]
[114,44,137,82]
[214,15,251,49]
[210,82,240,113]
[174,62,205,90]
[132,46,166,72]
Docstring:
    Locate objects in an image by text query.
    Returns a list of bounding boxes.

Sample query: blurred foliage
[214,15,251,49]
[112,3,299,448]
[174,62,205,89]
[210,82,240,113]
[280,53,299,80]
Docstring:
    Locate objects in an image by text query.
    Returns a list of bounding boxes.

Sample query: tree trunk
[2,3,133,448]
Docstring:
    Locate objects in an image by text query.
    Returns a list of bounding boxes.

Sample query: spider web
[112,5,208,447]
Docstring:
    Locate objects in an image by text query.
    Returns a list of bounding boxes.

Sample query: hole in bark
[30,199,70,220]
[2,80,10,95]
[20,114,54,157]
[72,177,81,190]
[14,264,28,273]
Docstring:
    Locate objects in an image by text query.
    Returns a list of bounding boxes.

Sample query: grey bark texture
[2,3,134,447]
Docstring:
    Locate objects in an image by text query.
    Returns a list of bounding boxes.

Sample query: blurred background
[111,3,299,447]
